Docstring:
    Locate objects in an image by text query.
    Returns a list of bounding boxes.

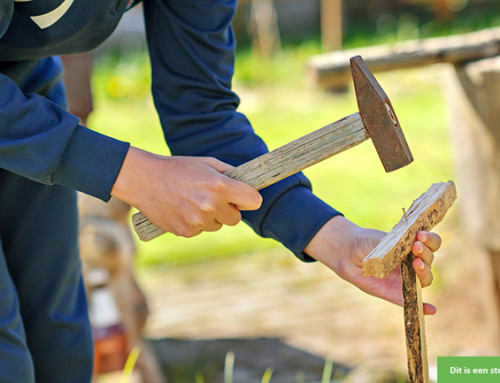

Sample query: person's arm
[0,0,259,235]
[141,0,342,260]
[0,56,130,200]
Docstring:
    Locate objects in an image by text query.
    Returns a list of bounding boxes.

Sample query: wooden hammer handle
[132,113,368,241]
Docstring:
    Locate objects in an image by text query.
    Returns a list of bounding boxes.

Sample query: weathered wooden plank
[307,27,500,89]
[224,113,366,190]
[401,253,429,383]
[362,181,457,279]
[133,113,368,241]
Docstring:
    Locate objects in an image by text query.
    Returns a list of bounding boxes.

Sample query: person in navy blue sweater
[0,1,441,381]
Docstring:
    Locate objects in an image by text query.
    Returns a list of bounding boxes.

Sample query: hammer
[132,56,413,241]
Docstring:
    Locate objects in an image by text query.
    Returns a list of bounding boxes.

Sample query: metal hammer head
[350,56,413,172]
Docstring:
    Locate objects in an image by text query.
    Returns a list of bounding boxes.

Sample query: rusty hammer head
[350,56,413,172]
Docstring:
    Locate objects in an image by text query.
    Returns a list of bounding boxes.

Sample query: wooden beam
[363,181,457,279]
[307,27,500,89]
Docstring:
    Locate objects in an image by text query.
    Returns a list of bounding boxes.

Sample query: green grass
[88,40,455,267]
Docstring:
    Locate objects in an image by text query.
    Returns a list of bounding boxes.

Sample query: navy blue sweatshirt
[0,0,341,261]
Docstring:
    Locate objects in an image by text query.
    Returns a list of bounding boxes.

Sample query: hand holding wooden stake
[363,181,457,383]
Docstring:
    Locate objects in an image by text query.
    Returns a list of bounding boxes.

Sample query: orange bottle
[87,268,128,375]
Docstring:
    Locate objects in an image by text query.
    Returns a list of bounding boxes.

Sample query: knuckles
[206,177,229,194]
[184,213,208,232]
[175,223,202,238]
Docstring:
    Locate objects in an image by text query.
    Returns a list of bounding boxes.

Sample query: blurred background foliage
[87,0,498,267]
[343,0,500,42]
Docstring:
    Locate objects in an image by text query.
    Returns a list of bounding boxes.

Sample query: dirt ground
[137,211,499,381]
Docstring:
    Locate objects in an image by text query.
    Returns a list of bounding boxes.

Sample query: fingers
[201,219,223,233]
[206,200,242,228]
[423,303,437,316]
[176,157,261,235]
[412,239,434,267]
[412,256,433,287]
[416,231,442,252]
[411,230,441,288]
[202,157,263,211]
[175,191,244,236]
[411,231,441,314]
[222,177,263,211]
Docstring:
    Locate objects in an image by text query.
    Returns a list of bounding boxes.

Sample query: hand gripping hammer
[132,56,413,241]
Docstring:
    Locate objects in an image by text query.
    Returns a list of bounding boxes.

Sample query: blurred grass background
[86,5,500,267]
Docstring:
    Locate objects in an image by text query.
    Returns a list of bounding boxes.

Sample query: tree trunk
[321,0,343,52]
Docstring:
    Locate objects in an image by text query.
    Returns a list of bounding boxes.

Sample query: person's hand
[304,216,441,315]
[111,147,262,237]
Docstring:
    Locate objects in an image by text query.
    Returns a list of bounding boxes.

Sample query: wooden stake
[363,181,457,383]
[401,252,429,383]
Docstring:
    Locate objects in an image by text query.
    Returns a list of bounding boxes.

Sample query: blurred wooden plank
[307,27,500,89]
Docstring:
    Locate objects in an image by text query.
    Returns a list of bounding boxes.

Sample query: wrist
[304,215,362,271]
[110,146,156,207]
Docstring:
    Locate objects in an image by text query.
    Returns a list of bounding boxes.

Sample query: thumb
[201,157,262,210]
[359,228,387,256]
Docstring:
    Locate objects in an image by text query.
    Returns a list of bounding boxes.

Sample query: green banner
[438,356,500,382]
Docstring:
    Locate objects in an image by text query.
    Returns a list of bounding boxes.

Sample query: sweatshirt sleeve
[0,57,130,201]
[142,0,342,260]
